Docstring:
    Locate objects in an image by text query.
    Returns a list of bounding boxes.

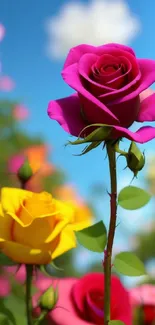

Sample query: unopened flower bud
[39,286,58,311]
[18,159,33,183]
[127,142,145,177]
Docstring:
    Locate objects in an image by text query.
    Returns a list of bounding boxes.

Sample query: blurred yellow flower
[0,188,91,265]
[56,184,93,230]
[56,185,81,204]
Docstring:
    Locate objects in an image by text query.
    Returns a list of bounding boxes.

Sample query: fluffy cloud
[45,0,140,60]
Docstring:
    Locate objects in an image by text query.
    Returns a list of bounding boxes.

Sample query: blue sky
[1,0,155,276]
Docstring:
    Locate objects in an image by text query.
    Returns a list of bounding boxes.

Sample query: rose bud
[18,159,33,183]
[39,286,58,311]
[126,141,145,177]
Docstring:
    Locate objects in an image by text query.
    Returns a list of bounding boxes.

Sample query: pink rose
[0,24,5,42]
[130,285,155,307]
[5,265,26,284]
[13,104,29,120]
[129,285,155,324]
[0,76,15,92]
[35,273,132,325]
[48,43,155,143]
[8,154,25,174]
[0,276,10,297]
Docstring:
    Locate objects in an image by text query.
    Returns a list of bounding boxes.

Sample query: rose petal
[103,43,136,57]
[0,204,12,241]
[0,276,10,297]
[86,290,103,323]
[107,56,132,89]
[72,273,103,315]
[50,278,92,325]
[140,88,155,102]
[101,59,155,106]
[12,213,67,250]
[64,44,98,69]
[106,96,140,128]
[94,54,121,84]
[1,187,32,216]
[78,53,114,96]
[0,240,51,264]
[98,50,140,102]
[72,273,132,325]
[111,124,155,143]
[64,43,136,69]
[64,47,140,103]
[130,285,155,306]
[62,64,119,125]
[51,227,76,260]
[48,93,86,137]
[137,92,155,122]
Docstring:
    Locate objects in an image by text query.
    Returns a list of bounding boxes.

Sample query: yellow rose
[0,188,91,265]
[67,202,93,231]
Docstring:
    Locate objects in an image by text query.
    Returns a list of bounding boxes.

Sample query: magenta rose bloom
[48,43,155,143]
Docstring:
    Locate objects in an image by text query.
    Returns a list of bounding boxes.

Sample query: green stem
[34,310,48,325]
[104,143,117,325]
[25,265,33,325]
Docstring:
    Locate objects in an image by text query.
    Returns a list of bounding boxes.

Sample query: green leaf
[50,261,64,271]
[3,293,26,325]
[0,301,16,325]
[118,186,151,210]
[76,221,107,252]
[0,314,10,325]
[114,252,146,276]
[109,321,125,325]
[78,141,102,155]
[43,262,64,277]
[0,253,17,266]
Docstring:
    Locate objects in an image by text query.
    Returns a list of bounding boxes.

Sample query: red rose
[35,273,132,325]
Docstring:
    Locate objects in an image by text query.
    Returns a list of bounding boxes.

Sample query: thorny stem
[104,143,117,325]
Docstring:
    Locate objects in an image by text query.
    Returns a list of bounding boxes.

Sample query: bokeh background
[1,0,155,323]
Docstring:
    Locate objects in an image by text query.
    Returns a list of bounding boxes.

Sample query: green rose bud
[18,159,33,183]
[127,142,145,177]
[39,286,58,311]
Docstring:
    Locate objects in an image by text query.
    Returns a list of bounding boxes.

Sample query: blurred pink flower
[0,76,15,91]
[130,285,155,306]
[8,154,25,174]
[0,24,5,42]
[0,276,10,297]
[35,274,54,292]
[13,104,29,120]
[6,265,26,284]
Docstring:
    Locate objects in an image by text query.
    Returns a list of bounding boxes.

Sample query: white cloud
[45,0,140,60]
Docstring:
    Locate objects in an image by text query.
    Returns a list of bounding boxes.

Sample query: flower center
[86,290,104,324]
